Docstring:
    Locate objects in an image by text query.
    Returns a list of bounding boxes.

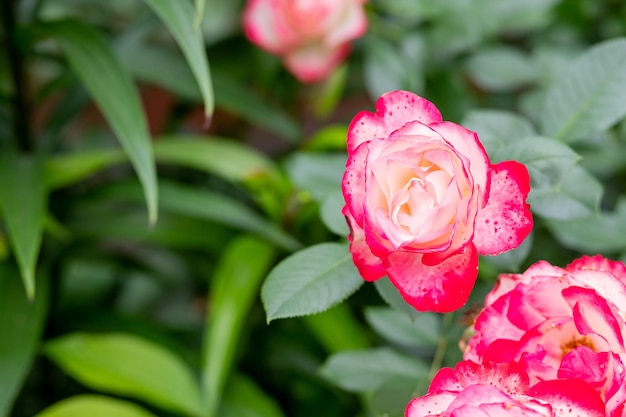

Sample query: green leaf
[540,38,626,142]
[461,110,536,157]
[374,277,419,321]
[492,136,580,187]
[529,165,603,220]
[45,333,203,416]
[0,153,46,298]
[45,148,125,189]
[194,0,206,27]
[319,348,429,393]
[303,124,348,152]
[201,236,276,416]
[154,136,277,182]
[303,304,370,353]
[155,181,300,251]
[465,46,537,92]
[0,264,48,416]
[284,152,346,201]
[34,395,158,417]
[220,374,286,417]
[47,19,158,224]
[364,307,440,348]
[320,191,349,236]
[143,0,214,117]
[261,242,363,322]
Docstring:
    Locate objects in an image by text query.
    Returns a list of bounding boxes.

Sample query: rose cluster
[242,0,367,83]
[342,90,533,312]
[405,255,626,416]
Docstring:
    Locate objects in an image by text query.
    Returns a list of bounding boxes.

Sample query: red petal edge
[384,244,478,313]
[473,160,533,256]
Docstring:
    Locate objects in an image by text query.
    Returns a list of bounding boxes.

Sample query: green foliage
[3,0,626,416]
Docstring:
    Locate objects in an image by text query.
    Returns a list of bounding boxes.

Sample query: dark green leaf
[303,304,370,353]
[0,153,46,297]
[465,46,537,92]
[220,374,286,417]
[0,264,48,416]
[48,19,158,224]
[45,149,125,189]
[143,0,214,117]
[262,243,363,322]
[374,277,419,321]
[201,236,276,416]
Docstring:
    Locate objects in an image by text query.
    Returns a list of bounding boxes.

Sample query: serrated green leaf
[0,153,46,298]
[284,152,346,201]
[364,307,439,348]
[47,19,158,224]
[492,136,580,186]
[541,38,626,142]
[461,110,536,156]
[143,0,213,117]
[320,348,428,393]
[201,236,276,417]
[261,243,363,322]
[0,264,48,416]
[45,333,203,416]
[529,165,603,220]
[34,395,158,417]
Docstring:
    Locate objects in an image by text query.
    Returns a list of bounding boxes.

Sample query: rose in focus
[242,0,367,83]
[342,90,532,312]
[405,360,605,417]
[463,255,626,416]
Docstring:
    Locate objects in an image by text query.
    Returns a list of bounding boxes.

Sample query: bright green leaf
[45,333,203,416]
[262,243,363,322]
[35,395,158,417]
[320,348,428,393]
[154,136,277,183]
[47,19,158,224]
[0,264,48,416]
[201,236,276,416]
[541,37,626,142]
[143,0,214,117]
[0,153,46,298]
[304,125,348,152]
[45,148,125,189]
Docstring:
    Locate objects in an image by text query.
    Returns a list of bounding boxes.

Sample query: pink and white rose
[242,0,367,83]
[405,360,605,417]
[342,90,533,312]
[463,255,626,416]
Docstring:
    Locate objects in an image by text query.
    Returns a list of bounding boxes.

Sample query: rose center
[560,335,596,358]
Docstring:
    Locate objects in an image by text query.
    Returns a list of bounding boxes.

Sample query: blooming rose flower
[463,255,626,416]
[405,360,604,417]
[242,0,367,83]
[342,90,532,312]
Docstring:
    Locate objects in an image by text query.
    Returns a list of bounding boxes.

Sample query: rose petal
[342,141,369,225]
[325,0,368,46]
[473,160,533,256]
[347,90,442,153]
[528,379,605,417]
[243,0,286,54]
[405,392,457,417]
[383,244,478,312]
[344,207,385,281]
[284,43,349,83]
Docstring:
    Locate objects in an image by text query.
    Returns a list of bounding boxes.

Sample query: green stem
[428,312,454,380]
[1,0,33,152]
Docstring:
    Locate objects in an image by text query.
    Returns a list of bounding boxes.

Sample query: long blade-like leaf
[47,19,158,224]
[0,153,46,297]
[201,236,276,417]
[0,264,48,415]
[143,0,214,118]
